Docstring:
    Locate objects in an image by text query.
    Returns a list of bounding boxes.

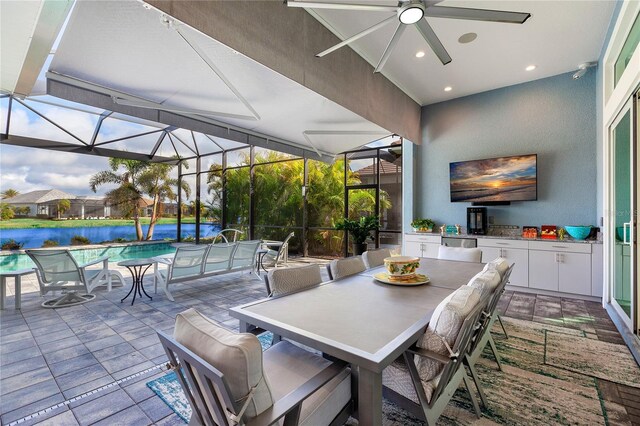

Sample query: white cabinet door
[404,241,423,257]
[502,248,529,288]
[558,252,591,295]
[424,243,440,259]
[529,250,558,291]
[479,246,501,265]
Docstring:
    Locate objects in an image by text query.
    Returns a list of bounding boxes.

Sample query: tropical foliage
[56,199,71,219]
[90,158,189,240]
[0,203,14,220]
[335,215,380,244]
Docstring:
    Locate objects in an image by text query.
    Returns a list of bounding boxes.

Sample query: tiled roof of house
[355,159,401,176]
[3,189,77,204]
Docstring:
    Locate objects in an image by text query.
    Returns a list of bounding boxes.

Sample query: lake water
[0,223,221,249]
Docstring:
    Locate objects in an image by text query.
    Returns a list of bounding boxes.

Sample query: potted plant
[336,215,380,255]
[411,218,436,232]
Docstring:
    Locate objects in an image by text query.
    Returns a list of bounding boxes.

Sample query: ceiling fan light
[398,2,425,25]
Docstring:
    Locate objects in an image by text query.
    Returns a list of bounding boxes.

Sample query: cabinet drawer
[528,241,592,254]
[404,234,441,244]
[477,238,529,250]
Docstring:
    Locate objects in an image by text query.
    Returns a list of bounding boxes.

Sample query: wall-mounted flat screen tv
[449,154,537,203]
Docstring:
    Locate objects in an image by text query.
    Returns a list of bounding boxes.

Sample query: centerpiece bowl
[564,225,592,240]
[384,256,420,281]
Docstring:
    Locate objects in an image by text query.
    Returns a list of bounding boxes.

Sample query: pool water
[0,242,177,273]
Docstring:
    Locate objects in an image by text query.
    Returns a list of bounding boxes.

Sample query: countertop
[405,232,603,244]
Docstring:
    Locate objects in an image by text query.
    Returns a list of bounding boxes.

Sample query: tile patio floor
[0,258,637,425]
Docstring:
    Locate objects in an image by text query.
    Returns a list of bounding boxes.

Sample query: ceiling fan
[287,0,531,72]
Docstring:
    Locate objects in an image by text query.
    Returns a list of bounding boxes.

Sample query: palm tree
[56,199,71,219]
[1,189,19,199]
[139,162,190,240]
[90,158,148,240]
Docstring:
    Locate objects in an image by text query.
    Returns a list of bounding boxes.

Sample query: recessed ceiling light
[444,86,452,92]
[526,65,537,71]
[415,51,425,58]
[458,33,477,44]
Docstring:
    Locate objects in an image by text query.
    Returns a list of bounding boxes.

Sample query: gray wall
[417,71,597,228]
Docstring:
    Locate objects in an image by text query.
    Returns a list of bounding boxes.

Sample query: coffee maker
[467,207,487,235]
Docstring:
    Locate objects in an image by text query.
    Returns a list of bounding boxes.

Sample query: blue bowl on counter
[564,226,592,240]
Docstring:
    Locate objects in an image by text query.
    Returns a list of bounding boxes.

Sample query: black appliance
[467,207,488,235]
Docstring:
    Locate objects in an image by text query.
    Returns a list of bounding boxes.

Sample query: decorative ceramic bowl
[564,226,591,240]
[384,256,420,280]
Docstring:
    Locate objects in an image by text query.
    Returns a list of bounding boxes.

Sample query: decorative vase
[352,242,367,255]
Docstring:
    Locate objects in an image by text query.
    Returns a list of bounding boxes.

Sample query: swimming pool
[0,242,177,273]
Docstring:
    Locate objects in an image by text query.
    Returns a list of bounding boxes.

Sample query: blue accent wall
[417,71,597,228]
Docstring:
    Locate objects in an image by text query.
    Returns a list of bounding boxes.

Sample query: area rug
[544,329,640,389]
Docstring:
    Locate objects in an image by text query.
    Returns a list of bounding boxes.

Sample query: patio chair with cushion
[437,245,482,263]
[261,232,295,269]
[463,261,514,408]
[383,285,487,425]
[362,248,391,269]
[326,256,366,280]
[265,264,323,297]
[158,308,352,426]
[25,249,124,308]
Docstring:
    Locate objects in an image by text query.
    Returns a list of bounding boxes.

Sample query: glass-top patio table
[229,258,484,425]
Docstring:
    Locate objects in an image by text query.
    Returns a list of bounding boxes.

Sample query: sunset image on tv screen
[450,154,537,202]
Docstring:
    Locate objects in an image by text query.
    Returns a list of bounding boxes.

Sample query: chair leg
[497,314,509,338]
[462,371,482,419]
[465,356,488,408]
[271,334,282,345]
[488,335,503,371]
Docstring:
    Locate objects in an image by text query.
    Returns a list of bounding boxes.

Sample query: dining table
[229,258,484,425]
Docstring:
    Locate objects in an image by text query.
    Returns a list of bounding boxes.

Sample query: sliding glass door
[609,98,637,332]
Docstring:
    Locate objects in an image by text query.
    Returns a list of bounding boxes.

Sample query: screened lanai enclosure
[0,93,403,258]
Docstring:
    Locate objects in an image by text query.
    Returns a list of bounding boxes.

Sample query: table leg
[0,276,5,310]
[357,367,383,426]
[15,276,21,310]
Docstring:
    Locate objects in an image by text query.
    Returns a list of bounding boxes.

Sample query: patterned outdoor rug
[148,318,638,425]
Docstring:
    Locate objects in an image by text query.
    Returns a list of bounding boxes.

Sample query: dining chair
[25,249,124,308]
[362,248,391,269]
[265,264,323,297]
[463,263,514,408]
[437,245,482,263]
[382,285,487,425]
[159,308,352,426]
[326,256,366,280]
[480,257,511,338]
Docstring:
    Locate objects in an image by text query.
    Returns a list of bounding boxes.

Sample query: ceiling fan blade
[287,1,397,12]
[425,6,531,24]
[415,18,451,65]
[374,23,406,73]
[317,16,396,57]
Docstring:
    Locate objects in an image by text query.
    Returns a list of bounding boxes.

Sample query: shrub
[0,203,14,220]
[1,239,23,250]
[70,235,91,245]
[42,239,59,248]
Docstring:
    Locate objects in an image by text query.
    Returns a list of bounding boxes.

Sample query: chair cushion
[264,341,351,426]
[362,249,391,269]
[329,256,366,280]
[414,286,481,401]
[467,269,501,299]
[437,246,482,263]
[174,309,274,420]
[483,257,509,278]
[267,264,323,296]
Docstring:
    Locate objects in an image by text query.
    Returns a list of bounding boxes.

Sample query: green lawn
[0,217,197,229]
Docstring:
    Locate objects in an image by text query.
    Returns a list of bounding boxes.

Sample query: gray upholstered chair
[265,264,323,297]
[326,256,366,280]
[383,286,487,425]
[159,308,352,426]
[362,248,391,269]
[437,245,482,263]
[463,261,514,408]
[26,249,124,308]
